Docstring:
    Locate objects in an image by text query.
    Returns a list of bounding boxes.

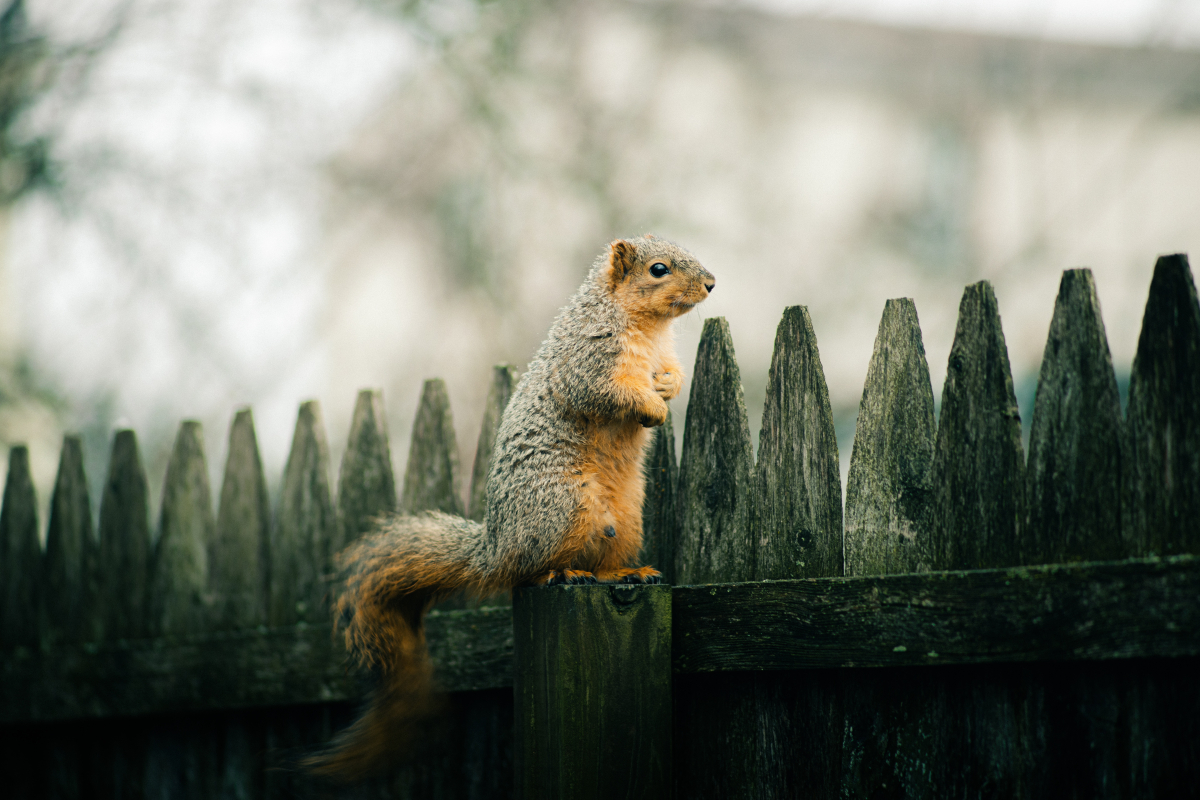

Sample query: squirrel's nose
[704,280,715,294]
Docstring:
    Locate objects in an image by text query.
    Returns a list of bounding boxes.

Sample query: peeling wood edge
[4,557,1197,723]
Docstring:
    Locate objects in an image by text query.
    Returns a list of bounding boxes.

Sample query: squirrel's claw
[540,569,598,586]
[653,371,683,401]
[596,566,663,584]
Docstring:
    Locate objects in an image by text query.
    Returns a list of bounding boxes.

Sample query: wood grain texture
[468,364,517,522]
[926,281,1025,571]
[150,421,213,637]
[338,388,396,545]
[98,430,152,641]
[845,298,936,577]
[676,317,755,585]
[210,408,270,631]
[745,658,1199,799]
[43,435,98,645]
[1025,269,1124,564]
[513,585,671,800]
[401,378,464,516]
[0,606,514,723]
[754,306,843,580]
[1124,253,1200,558]
[672,556,1200,673]
[270,400,336,626]
[1,445,40,648]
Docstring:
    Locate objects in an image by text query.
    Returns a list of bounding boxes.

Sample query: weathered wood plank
[640,411,677,584]
[754,305,843,580]
[43,436,97,645]
[674,317,757,799]
[1,445,40,648]
[401,378,464,516]
[513,585,671,800]
[676,317,755,585]
[98,430,152,641]
[270,401,335,626]
[0,606,513,723]
[1025,269,1124,564]
[1124,253,1200,557]
[338,389,396,545]
[149,421,213,637]
[745,306,845,798]
[926,281,1025,571]
[672,555,1200,673]
[845,298,936,576]
[209,409,270,631]
[468,364,517,522]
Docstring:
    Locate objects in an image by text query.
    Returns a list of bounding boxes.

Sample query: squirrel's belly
[564,421,651,570]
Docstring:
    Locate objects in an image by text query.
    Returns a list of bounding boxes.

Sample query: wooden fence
[1,254,1198,798]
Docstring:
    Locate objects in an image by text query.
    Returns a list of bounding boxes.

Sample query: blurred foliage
[0,0,50,204]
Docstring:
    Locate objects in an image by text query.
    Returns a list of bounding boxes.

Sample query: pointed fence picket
[1,255,1198,799]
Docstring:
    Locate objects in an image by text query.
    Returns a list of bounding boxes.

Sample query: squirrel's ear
[607,239,637,286]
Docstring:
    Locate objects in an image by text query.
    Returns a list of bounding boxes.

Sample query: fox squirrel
[311,235,714,777]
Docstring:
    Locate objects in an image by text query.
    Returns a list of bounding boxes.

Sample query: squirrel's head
[603,235,715,320]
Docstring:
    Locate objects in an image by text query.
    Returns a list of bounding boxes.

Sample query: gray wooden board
[926,281,1026,570]
[43,435,97,646]
[844,298,936,577]
[1124,253,1200,558]
[672,556,1200,672]
[0,607,514,723]
[98,430,152,641]
[754,305,843,580]
[1025,269,1125,564]
[1,446,40,648]
[639,411,678,584]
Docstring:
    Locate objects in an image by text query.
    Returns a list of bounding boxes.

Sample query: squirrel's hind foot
[538,569,598,586]
[596,566,662,585]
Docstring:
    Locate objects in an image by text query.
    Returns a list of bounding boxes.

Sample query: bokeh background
[4,0,1200,534]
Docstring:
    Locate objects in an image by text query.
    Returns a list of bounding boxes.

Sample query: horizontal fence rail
[3,556,1197,725]
[0,254,1197,798]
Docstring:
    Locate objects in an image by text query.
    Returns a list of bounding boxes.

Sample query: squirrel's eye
[649,262,670,278]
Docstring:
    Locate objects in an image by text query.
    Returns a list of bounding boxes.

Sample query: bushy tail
[304,511,487,780]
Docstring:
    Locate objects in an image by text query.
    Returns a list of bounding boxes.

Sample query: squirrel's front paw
[636,397,669,428]
[653,371,683,400]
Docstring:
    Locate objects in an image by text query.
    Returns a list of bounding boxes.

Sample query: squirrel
[309,235,715,778]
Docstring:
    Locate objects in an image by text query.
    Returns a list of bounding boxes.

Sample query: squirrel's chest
[615,324,674,378]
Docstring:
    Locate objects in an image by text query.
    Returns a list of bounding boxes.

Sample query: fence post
[468,364,518,522]
[1124,253,1200,557]
[338,388,396,546]
[1025,269,1124,563]
[639,412,677,585]
[925,280,1025,570]
[674,316,758,798]
[149,420,213,637]
[98,430,151,641]
[210,408,270,631]
[271,400,335,626]
[844,298,935,576]
[401,378,464,516]
[513,584,672,800]
[1,445,39,649]
[754,305,843,580]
